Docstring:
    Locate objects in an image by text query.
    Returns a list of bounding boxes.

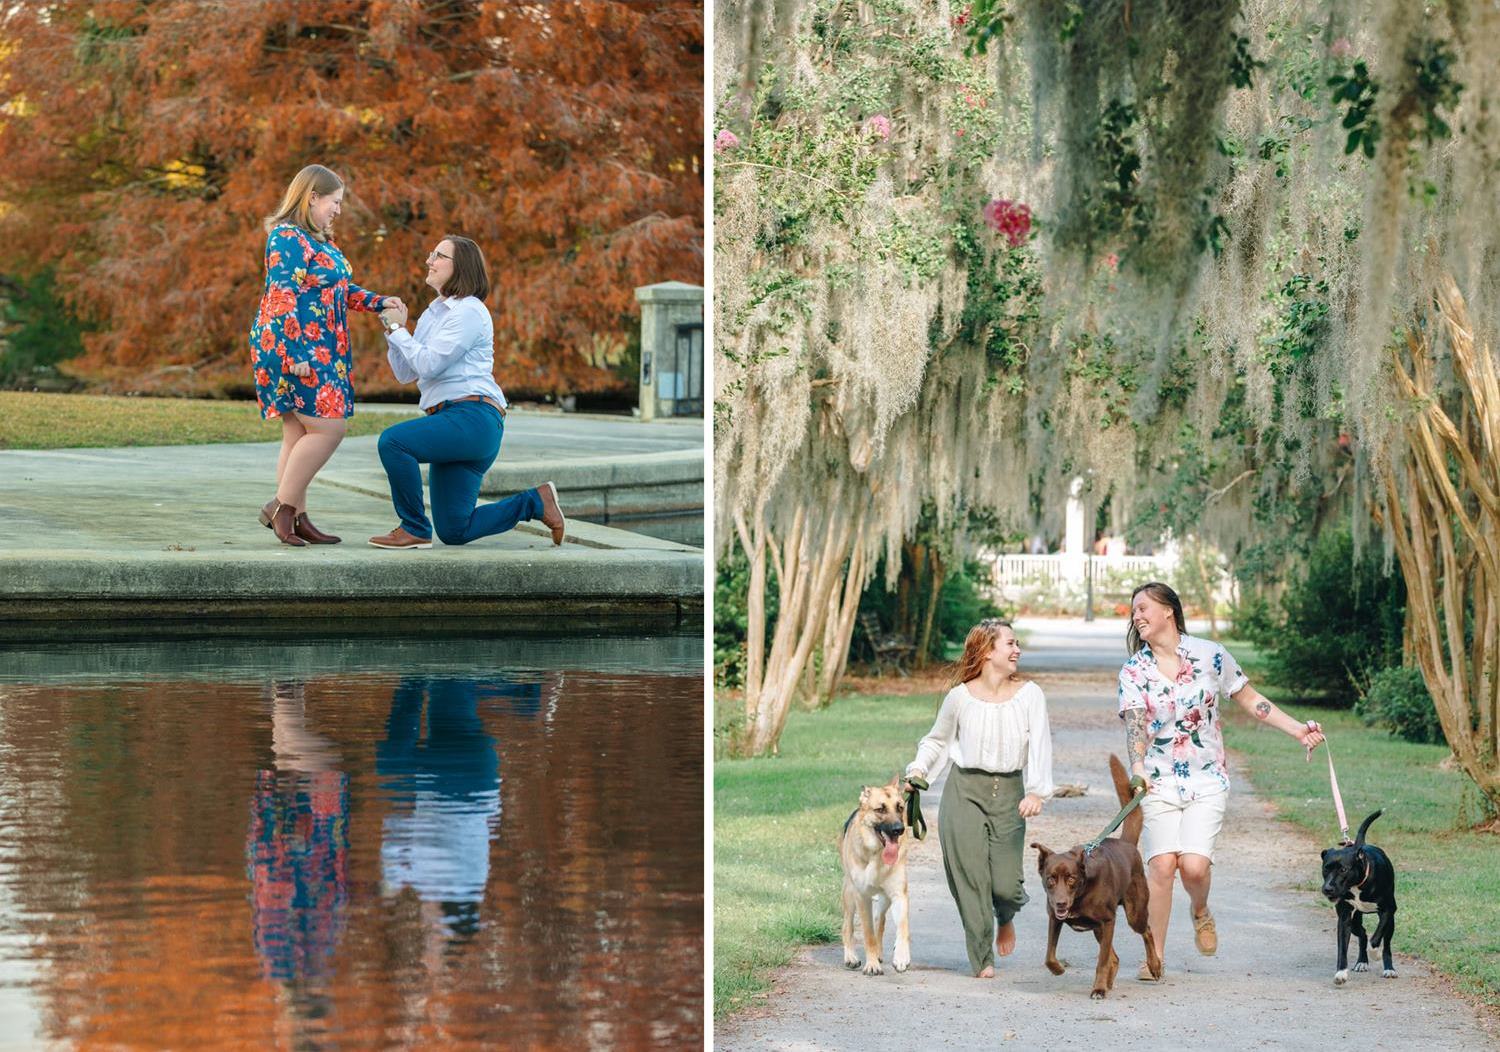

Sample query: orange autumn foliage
[0,0,703,399]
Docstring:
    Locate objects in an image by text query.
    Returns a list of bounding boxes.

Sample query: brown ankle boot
[259,498,277,529]
[270,501,308,547]
[294,512,341,544]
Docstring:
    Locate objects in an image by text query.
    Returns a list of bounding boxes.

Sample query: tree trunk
[915,548,945,666]
[1192,541,1220,639]
[817,513,869,704]
[896,540,921,641]
[735,502,857,757]
[734,506,768,710]
[1375,274,1500,813]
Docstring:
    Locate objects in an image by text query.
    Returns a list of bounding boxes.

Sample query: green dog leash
[905,776,929,841]
[1081,777,1147,857]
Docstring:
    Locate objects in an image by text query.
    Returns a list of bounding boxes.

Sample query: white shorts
[1139,791,1228,863]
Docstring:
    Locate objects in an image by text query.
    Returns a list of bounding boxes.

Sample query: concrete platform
[0,422,704,637]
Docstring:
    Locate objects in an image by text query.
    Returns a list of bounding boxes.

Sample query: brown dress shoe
[368,526,433,550]
[537,481,566,546]
[294,512,341,544]
[270,501,308,547]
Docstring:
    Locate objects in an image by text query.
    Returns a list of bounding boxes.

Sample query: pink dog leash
[1308,721,1350,843]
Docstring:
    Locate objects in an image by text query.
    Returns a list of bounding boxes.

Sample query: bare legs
[1144,852,1213,962]
[275,414,307,498]
[276,412,346,511]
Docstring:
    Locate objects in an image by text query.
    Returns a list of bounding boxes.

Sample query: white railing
[988,553,1170,590]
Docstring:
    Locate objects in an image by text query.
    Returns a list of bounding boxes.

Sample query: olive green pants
[939,765,1029,974]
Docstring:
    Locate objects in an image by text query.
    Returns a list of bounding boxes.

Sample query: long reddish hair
[950,618,1015,686]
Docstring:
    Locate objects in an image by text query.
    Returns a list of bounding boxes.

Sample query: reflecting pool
[0,635,703,1049]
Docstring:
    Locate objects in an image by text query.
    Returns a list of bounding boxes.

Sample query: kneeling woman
[370,236,565,549]
[905,618,1054,977]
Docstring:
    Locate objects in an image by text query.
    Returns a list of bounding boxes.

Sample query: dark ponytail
[1126,581,1187,655]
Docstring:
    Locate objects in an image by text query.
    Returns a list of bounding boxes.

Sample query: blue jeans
[376,401,542,544]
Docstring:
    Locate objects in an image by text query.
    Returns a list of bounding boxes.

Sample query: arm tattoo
[1254,700,1272,720]
[1124,708,1149,764]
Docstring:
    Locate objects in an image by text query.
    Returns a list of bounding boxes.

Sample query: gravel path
[718,621,1499,1051]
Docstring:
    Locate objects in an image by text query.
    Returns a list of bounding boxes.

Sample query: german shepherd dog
[1031,755,1161,998]
[840,775,911,976]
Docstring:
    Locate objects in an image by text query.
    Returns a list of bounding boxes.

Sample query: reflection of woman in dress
[246,681,349,987]
[249,164,402,546]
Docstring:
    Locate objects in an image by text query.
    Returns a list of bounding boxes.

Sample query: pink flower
[982,198,1033,247]
[1330,37,1354,59]
[1172,735,1193,761]
[952,7,971,29]
[714,129,740,152]
[1104,252,1119,271]
[864,114,891,141]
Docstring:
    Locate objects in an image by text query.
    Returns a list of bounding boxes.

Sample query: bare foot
[996,921,1016,957]
[977,965,995,978]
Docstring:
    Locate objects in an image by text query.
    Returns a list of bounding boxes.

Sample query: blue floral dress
[249,223,392,420]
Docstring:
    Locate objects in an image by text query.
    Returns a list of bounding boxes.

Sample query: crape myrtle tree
[0,0,702,399]
[718,0,1500,811]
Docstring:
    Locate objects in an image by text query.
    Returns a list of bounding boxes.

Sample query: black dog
[1320,809,1397,984]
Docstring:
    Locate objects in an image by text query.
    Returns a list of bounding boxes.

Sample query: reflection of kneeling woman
[369,235,566,550]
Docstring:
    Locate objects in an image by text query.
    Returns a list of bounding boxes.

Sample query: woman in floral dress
[250,164,402,546]
[1118,581,1326,979]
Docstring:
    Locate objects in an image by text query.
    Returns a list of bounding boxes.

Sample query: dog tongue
[881,836,900,865]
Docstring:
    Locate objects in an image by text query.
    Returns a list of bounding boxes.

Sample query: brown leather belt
[424,394,506,417]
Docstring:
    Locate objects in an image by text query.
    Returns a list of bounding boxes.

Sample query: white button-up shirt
[384,295,508,411]
[1117,634,1249,801]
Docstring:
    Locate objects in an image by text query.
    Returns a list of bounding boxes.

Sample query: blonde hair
[950,618,1015,687]
[263,164,343,242]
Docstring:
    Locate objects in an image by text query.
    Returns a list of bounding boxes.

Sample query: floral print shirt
[249,223,390,420]
[1117,634,1249,802]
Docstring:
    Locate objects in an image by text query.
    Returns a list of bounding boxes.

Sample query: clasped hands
[380,298,409,329]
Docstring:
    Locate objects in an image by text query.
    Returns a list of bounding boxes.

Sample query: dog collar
[1355,856,1372,890]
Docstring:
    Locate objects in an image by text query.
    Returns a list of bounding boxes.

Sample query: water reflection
[0,638,702,1049]
[249,681,350,1024]
[377,677,515,947]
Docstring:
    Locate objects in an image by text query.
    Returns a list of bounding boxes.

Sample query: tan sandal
[1137,961,1161,981]
[1193,910,1217,956]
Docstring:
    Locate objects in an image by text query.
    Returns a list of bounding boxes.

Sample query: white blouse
[906,681,1055,799]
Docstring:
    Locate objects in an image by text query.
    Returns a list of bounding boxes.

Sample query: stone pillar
[634,281,704,421]
[1063,476,1086,555]
[1063,476,1086,584]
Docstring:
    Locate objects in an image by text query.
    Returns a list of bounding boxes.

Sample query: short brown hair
[440,235,490,300]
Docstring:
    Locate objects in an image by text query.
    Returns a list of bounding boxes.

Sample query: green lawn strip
[0,391,416,449]
[714,693,938,1019]
[1221,656,1500,1008]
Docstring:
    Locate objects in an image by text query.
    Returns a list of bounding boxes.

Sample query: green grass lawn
[714,693,937,1019]
[0,391,418,449]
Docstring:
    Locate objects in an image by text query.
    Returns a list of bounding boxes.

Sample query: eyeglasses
[427,249,452,262]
